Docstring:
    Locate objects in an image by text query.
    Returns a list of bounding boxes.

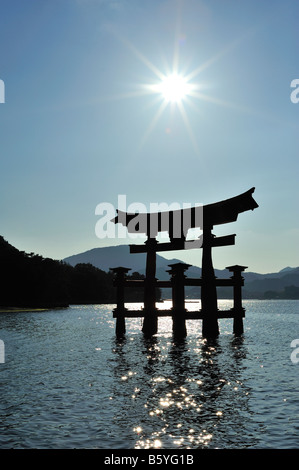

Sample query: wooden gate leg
[111,267,130,337]
[201,226,219,338]
[142,239,158,337]
[167,263,190,338]
[226,265,247,335]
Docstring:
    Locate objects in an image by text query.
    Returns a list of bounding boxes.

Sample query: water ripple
[0,301,298,448]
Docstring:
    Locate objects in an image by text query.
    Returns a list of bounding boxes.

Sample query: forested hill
[0,236,149,309]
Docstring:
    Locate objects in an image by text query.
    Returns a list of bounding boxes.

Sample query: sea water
[0,300,298,449]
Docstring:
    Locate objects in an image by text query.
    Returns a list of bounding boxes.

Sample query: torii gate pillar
[201,226,220,338]
[142,238,158,337]
[111,266,131,337]
[167,262,191,338]
[226,264,247,335]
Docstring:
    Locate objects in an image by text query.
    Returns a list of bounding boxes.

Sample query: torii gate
[110,187,258,338]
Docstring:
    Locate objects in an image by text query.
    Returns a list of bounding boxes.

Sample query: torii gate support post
[226,265,247,335]
[111,267,131,337]
[201,226,220,338]
[142,238,158,337]
[167,262,191,338]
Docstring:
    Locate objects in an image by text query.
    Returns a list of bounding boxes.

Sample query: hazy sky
[0,0,298,273]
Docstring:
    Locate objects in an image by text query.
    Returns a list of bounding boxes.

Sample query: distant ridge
[63,245,181,274]
[279,266,297,273]
[63,245,299,299]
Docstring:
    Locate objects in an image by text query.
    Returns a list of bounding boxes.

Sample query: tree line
[0,236,160,308]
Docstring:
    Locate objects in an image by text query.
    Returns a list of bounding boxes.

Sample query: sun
[109,31,250,155]
[153,73,194,104]
[106,26,252,155]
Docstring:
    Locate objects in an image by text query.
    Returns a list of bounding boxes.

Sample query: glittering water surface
[0,300,298,449]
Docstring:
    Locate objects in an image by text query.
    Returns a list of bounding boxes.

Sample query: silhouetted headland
[0,236,159,310]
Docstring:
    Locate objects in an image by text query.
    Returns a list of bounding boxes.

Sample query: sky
[0,0,298,274]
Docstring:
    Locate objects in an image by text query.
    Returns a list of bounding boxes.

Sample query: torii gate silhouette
[111,187,258,339]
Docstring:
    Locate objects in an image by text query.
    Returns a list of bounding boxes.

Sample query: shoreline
[0,307,49,313]
[0,305,69,313]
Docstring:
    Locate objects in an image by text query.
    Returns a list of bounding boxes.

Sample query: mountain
[63,244,231,279]
[64,245,188,277]
[244,269,299,293]
[63,244,299,299]
[279,267,298,274]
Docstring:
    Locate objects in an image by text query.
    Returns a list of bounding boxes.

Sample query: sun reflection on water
[109,322,255,449]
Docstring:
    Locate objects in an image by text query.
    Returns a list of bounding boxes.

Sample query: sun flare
[154,73,194,103]
[107,27,251,156]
